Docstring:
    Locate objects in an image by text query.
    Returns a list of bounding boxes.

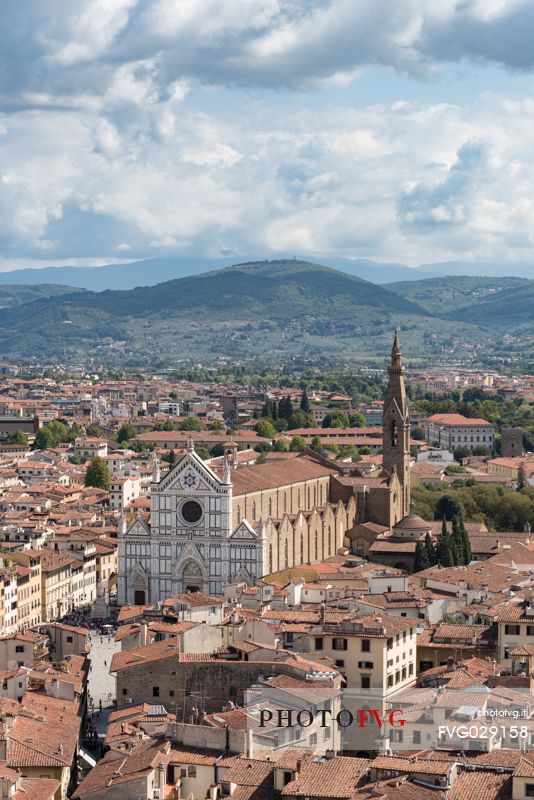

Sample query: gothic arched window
[269,498,272,517]
[300,535,304,563]
[284,539,289,568]
[314,531,318,560]
[391,420,398,447]
[252,501,256,520]
[268,544,273,573]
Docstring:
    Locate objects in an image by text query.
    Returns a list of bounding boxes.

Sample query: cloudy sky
[2,0,534,270]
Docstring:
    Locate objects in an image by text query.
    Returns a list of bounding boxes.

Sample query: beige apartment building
[305,613,417,694]
[493,595,534,672]
[11,552,42,630]
[39,551,76,622]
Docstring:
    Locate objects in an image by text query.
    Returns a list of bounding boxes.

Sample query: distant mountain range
[0,255,532,291]
[0,260,529,366]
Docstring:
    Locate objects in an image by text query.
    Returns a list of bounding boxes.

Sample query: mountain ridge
[0,255,531,291]
[0,260,527,366]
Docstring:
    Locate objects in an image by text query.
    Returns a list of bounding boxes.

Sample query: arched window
[268,543,273,573]
[391,420,398,447]
[300,535,304,564]
[269,498,272,517]
[328,525,332,554]
[284,539,289,568]
[252,501,256,520]
[314,531,318,560]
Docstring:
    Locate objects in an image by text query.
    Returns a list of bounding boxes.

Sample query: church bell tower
[382,330,411,519]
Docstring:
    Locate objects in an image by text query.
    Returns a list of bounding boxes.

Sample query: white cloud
[3,0,534,104]
[3,1,534,265]
[2,85,534,264]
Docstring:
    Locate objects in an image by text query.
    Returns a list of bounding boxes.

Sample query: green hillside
[0,284,79,309]
[446,282,534,327]
[384,275,528,314]
[0,260,523,367]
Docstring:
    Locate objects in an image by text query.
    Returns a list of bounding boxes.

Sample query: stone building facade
[117,333,412,604]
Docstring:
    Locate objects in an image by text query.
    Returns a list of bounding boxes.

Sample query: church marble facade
[117,333,412,604]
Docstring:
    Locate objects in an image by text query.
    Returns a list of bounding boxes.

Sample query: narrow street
[84,631,121,754]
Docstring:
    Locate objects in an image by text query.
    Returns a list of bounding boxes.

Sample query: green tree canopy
[7,429,28,446]
[117,423,136,443]
[300,388,311,413]
[273,439,288,452]
[255,419,277,439]
[289,435,307,452]
[322,412,349,429]
[34,421,70,450]
[435,493,465,521]
[194,444,211,460]
[85,456,111,490]
[86,425,103,437]
[435,528,454,567]
[310,436,323,454]
[180,417,205,431]
[414,540,430,572]
[287,411,314,430]
[454,445,471,463]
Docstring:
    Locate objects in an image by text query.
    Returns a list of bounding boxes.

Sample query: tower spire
[223,454,231,484]
[389,328,403,374]
[382,330,411,523]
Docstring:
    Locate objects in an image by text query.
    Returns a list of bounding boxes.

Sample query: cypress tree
[424,532,436,566]
[436,529,454,567]
[414,540,430,572]
[272,400,279,421]
[279,396,294,420]
[285,396,294,419]
[460,515,472,564]
[451,515,464,565]
[300,388,311,413]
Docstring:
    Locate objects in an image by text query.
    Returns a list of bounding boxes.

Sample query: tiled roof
[110,639,180,672]
[427,414,492,426]
[13,778,60,800]
[227,455,337,496]
[448,770,511,800]
[281,755,368,798]
[73,739,171,798]
[514,753,534,778]
[8,693,81,769]
[370,755,453,775]
[222,757,275,787]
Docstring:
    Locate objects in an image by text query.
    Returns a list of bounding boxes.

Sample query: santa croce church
[117,333,411,605]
